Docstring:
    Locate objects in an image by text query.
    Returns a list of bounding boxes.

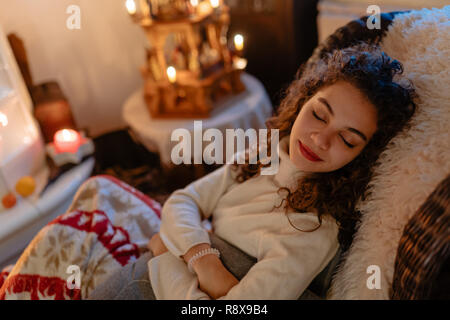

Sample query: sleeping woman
[143,43,416,300]
[0,43,416,300]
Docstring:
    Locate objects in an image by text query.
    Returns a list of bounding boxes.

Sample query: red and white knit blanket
[0,175,162,300]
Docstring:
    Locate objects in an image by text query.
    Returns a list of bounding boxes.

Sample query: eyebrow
[317,97,368,142]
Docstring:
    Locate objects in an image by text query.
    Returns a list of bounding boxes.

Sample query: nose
[310,130,331,151]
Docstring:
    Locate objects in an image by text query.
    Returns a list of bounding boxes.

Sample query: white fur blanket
[328,6,450,299]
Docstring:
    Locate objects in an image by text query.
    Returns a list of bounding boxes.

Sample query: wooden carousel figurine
[126,0,246,118]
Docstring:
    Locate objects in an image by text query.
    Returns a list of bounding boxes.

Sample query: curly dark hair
[232,43,416,252]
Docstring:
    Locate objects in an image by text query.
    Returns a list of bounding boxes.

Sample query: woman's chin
[290,146,323,172]
[291,155,314,172]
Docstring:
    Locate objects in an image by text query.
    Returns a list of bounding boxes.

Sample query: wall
[0,0,148,137]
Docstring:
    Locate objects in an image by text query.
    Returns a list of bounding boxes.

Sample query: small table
[123,73,273,166]
[0,158,95,269]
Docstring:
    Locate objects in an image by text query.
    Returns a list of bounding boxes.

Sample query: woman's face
[289,81,378,173]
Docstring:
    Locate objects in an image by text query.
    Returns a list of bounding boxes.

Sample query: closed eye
[312,111,326,123]
[340,135,355,148]
[313,110,355,148]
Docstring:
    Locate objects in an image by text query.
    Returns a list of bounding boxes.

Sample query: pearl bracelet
[187,248,220,274]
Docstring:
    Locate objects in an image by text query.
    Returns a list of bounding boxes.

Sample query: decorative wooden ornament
[126,0,247,118]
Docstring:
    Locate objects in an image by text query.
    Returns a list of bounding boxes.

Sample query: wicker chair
[391,174,450,299]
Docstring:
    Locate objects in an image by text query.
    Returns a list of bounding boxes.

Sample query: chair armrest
[391,174,450,299]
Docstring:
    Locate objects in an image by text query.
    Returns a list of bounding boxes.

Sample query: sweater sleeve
[219,225,339,300]
[150,215,339,300]
[159,163,237,260]
[223,216,339,300]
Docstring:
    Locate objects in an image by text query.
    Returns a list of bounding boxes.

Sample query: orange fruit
[15,176,36,197]
[2,193,17,209]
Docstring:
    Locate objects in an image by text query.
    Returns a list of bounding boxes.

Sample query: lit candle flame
[198,1,212,15]
[235,58,247,70]
[234,34,244,51]
[210,0,220,8]
[126,0,137,15]
[167,66,177,83]
[56,129,78,142]
[0,112,8,127]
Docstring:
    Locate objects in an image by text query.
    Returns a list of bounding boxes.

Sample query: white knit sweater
[148,135,340,300]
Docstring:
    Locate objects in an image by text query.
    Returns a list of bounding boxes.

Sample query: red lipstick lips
[299,140,323,162]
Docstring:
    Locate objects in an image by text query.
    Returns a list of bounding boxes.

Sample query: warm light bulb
[0,112,8,127]
[210,0,220,8]
[234,34,244,51]
[126,0,137,15]
[167,66,177,83]
[190,0,199,7]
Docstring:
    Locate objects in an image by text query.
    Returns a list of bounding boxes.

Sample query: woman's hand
[194,254,239,299]
[148,233,168,257]
[183,243,239,299]
[150,233,238,298]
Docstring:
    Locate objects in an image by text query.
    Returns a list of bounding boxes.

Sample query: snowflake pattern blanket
[0,175,162,300]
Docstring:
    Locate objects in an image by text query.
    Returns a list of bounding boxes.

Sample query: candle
[126,0,137,15]
[198,1,212,15]
[188,0,199,15]
[234,57,248,70]
[210,0,220,9]
[167,66,177,83]
[234,34,244,51]
[54,129,81,154]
